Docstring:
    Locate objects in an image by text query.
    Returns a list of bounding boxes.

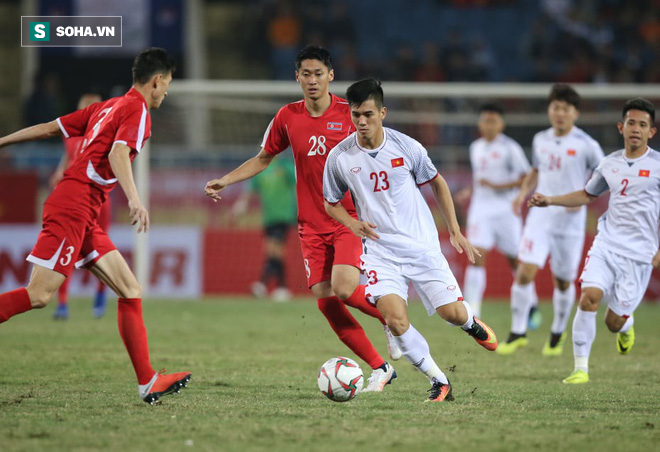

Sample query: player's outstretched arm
[512,169,538,215]
[528,190,596,208]
[109,142,149,233]
[0,120,62,148]
[429,175,480,264]
[204,148,274,202]
[324,200,380,240]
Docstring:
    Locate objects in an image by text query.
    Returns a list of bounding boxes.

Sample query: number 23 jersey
[261,94,356,234]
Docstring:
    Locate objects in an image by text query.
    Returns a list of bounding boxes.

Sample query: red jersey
[63,136,84,165]
[261,94,356,234]
[53,88,151,212]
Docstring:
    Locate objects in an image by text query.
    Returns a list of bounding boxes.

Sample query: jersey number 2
[307,135,327,156]
[370,171,390,192]
[621,178,629,196]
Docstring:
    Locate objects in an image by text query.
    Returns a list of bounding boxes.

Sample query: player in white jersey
[497,84,604,357]
[528,98,659,384]
[459,103,531,318]
[323,79,498,402]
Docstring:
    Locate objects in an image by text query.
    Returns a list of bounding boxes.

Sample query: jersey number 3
[307,135,327,156]
[370,171,390,192]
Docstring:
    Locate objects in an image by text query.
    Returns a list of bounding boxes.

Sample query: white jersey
[530,126,604,235]
[323,127,440,263]
[469,133,530,218]
[584,147,660,264]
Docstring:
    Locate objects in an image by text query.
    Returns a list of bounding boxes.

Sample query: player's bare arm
[205,148,274,202]
[653,250,660,269]
[50,152,70,188]
[429,174,480,263]
[324,200,380,240]
[480,174,526,191]
[109,142,149,233]
[528,190,596,208]
[512,168,538,215]
[0,120,62,148]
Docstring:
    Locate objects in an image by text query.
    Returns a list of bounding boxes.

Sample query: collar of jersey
[127,87,148,107]
[304,93,335,118]
[355,128,388,154]
[622,147,651,163]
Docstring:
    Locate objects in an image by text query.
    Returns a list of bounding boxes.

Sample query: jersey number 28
[307,135,327,156]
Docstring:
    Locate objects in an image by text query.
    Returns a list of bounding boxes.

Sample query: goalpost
[133,81,660,294]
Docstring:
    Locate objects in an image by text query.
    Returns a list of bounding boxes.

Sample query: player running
[0,48,191,404]
[529,98,659,383]
[49,93,110,320]
[497,84,604,356]
[458,103,531,318]
[323,79,498,402]
[204,46,401,392]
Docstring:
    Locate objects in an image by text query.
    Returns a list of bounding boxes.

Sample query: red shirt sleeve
[113,102,149,152]
[261,108,290,156]
[57,103,99,138]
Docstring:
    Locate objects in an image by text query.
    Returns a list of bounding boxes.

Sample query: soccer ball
[317,357,364,402]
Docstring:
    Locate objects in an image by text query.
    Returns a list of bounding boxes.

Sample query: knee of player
[385,313,409,336]
[604,315,624,333]
[554,279,572,291]
[331,282,355,301]
[515,272,534,285]
[119,282,142,299]
[26,288,53,309]
[578,291,600,311]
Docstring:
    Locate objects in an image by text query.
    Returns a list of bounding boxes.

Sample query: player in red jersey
[0,48,190,404]
[49,93,110,320]
[205,45,401,392]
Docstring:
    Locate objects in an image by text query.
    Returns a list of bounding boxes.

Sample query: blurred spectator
[267,1,302,79]
[23,72,64,127]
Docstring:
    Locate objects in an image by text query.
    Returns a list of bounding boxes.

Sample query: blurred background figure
[49,93,109,320]
[232,156,297,302]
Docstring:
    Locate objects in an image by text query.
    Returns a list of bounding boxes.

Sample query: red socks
[341,285,386,325]
[317,296,385,370]
[57,278,70,305]
[117,298,155,385]
[0,288,32,323]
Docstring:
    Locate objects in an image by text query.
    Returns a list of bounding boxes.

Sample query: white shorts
[518,224,585,281]
[362,252,463,316]
[580,242,653,317]
[467,212,522,258]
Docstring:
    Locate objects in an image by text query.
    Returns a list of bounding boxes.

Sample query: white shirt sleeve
[584,163,609,196]
[323,151,348,204]
[586,138,605,170]
[411,142,439,185]
[531,134,540,169]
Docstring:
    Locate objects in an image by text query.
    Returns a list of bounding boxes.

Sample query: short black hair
[622,97,655,123]
[295,45,333,71]
[132,48,176,84]
[479,102,504,115]
[346,78,384,109]
[548,83,580,109]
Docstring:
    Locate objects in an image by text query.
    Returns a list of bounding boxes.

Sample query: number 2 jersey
[585,147,660,264]
[52,88,151,214]
[261,94,356,234]
[323,127,440,262]
[530,126,604,235]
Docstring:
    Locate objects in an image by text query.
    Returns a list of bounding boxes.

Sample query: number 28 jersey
[261,94,356,234]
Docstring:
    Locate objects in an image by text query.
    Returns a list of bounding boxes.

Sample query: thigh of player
[406,253,463,317]
[361,255,409,308]
[27,204,89,278]
[549,233,585,281]
[466,212,496,252]
[579,244,615,299]
[299,231,335,288]
[494,214,523,259]
[609,254,654,317]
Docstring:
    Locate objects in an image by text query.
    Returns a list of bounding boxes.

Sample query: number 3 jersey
[261,94,356,234]
[584,147,660,264]
[323,127,440,262]
[530,126,604,235]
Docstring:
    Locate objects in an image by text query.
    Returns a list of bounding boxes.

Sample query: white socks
[619,316,634,333]
[510,282,535,335]
[572,308,597,373]
[551,285,576,335]
[464,265,486,318]
[460,299,475,330]
[394,324,448,384]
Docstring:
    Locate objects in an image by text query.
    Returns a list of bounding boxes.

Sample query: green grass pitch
[1,297,659,451]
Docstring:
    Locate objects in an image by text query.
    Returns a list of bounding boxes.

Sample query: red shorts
[27,201,116,277]
[97,197,112,231]
[299,226,362,288]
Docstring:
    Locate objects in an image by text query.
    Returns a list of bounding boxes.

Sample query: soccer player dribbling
[0,48,191,404]
[529,98,660,384]
[323,79,498,402]
[205,46,401,392]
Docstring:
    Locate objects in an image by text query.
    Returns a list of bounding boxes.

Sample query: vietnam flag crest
[391,157,404,168]
[567,149,577,156]
[639,169,650,177]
